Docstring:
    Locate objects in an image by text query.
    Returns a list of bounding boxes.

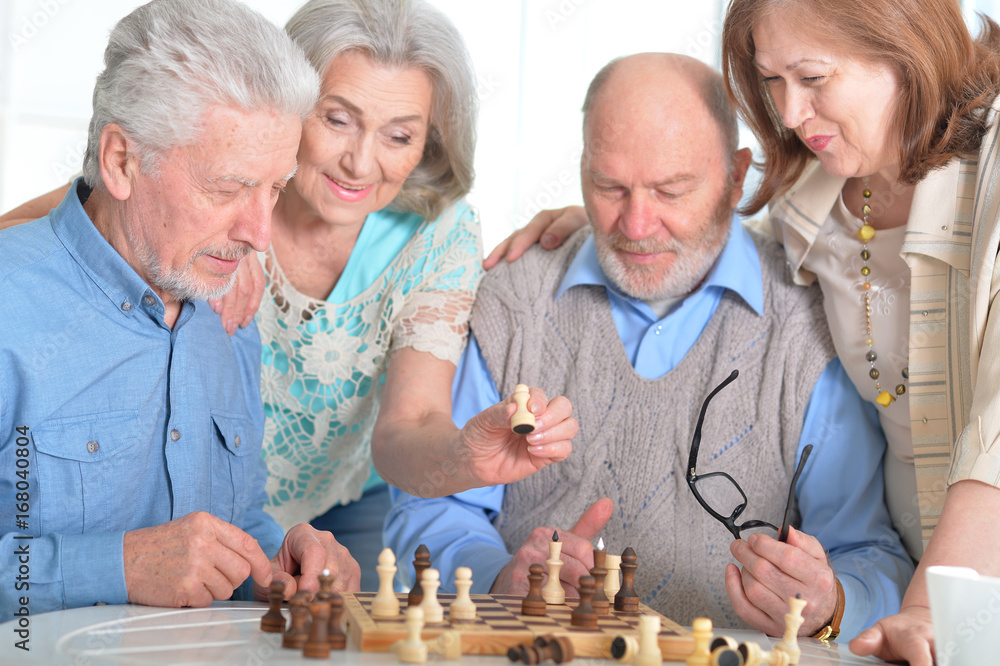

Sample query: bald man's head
[578,53,751,302]
[582,53,739,160]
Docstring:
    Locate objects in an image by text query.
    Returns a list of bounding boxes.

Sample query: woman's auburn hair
[722,0,1000,215]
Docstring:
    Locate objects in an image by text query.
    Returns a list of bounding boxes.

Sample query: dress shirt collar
[50,178,169,322]
[555,214,764,318]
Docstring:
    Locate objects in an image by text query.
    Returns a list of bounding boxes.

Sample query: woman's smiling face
[292,50,434,226]
[752,12,901,180]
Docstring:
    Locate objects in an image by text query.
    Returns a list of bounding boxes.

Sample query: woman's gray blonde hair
[286,0,478,220]
[83,0,319,188]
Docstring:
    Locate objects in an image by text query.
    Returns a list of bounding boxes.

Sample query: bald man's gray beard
[593,185,734,301]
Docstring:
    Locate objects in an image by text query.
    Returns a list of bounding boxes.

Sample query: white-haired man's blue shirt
[385,217,914,642]
[0,181,283,617]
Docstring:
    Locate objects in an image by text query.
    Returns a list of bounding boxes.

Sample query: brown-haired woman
[495,2,1000,662]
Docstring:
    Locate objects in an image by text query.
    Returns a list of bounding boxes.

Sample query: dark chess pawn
[281,591,311,649]
[327,592,347,650]
[535,635,575,663]
[303,599,331,659]
[260,580,286,633]
[408,544,432,606]
[571,575,599,628]
[614,547,639,613]
[521,563,547,616]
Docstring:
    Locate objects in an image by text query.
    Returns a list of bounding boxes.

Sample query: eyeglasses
[685,369,813,541]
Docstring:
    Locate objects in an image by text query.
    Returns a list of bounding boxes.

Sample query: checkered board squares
[343,592,694,659]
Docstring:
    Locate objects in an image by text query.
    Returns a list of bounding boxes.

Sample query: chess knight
[386,53,913,641]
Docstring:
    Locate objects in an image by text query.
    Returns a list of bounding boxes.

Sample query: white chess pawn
[393,606,428,663]
[604,553,622,598]
[542,535,565,604]
[634,615,663,666]
[419,568,444,623]
[449,566,477,620]
[372,547,401,618]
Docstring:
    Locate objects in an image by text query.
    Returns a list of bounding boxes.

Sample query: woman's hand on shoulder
[483,206,588,270]
[210,253,265,335]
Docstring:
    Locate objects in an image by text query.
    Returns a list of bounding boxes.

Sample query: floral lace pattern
[258,201,482,528]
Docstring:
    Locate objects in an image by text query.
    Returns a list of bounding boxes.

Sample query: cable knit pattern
[258,201,482,528]
[471,228,833,628]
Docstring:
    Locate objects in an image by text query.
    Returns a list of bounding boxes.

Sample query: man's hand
[254,523,361,600]
[725,526,838,636]
[849,605,934,666]
[491,498,613,596]
[459,386,577,488]
[209,252,265,335]
[483,206,588,270]
[123,511,273,607]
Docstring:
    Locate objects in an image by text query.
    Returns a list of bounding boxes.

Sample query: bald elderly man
[386,54,913,642]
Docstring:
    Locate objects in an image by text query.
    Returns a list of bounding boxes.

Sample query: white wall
[0,0,994,252]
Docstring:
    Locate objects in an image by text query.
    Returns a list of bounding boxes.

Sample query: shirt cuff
[61,531,128,608]
[835,573,867,643]
[468,550,515,595]
[949,426,1000,487]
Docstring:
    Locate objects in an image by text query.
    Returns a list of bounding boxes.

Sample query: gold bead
[857,225,876,241]
[870,368,880,380]
[876,391,896,407]
[865,337,873,345]
[902,367,908,379]
[862,204,872,217]
[863,282,871,290]
[896,384,906,396]
[861,266,871,276]
[863,188,872,198]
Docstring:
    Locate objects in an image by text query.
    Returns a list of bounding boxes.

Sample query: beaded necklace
[857,179,907,407]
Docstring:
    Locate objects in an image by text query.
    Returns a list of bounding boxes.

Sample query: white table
[0,601,886,665]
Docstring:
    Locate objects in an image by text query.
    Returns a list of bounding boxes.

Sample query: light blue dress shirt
[386,219,914,641]
[0,181,283,617]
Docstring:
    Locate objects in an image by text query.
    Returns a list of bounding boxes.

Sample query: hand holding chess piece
[725,526,839,637]
[490,498,613,597]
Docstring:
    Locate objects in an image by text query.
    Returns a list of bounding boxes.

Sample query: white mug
[927,565,1000,666]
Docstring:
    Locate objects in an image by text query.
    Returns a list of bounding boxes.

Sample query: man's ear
[97,124,138,201]
[729,147,752,208]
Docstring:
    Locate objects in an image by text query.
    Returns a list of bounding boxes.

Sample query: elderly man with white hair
[0,0,359,618]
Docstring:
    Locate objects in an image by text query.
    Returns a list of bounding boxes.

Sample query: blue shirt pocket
[31,410,141,534]
[210,412,258,527]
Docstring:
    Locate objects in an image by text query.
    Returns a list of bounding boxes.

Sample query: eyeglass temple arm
[778,443,814,543]
[686,369,740,479]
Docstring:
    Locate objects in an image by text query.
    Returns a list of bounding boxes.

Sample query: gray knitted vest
[471,228,834,628]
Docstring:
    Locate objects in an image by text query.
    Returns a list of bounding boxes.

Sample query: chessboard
[343,591,694,659]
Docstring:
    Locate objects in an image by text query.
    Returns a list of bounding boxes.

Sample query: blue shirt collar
[555,214,764,318]
[50,178,167,321]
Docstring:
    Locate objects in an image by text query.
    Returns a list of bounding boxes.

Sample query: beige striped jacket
[764,101,1000,545]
